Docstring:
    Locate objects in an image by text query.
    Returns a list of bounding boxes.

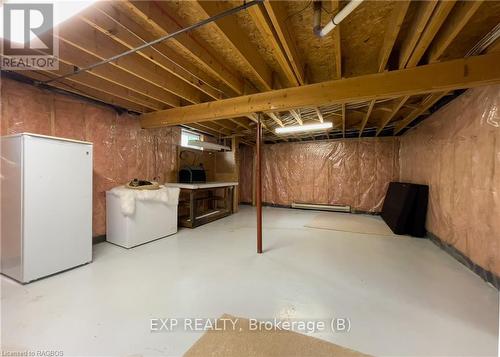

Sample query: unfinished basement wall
[239,138,400,212]
[399,85,500,278]
[0,77,180,237]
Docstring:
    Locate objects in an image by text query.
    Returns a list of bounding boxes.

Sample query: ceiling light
[0,0,97,45]
[275,122,333,134]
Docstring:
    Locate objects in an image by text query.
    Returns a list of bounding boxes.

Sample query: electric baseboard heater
[291,202,351,213]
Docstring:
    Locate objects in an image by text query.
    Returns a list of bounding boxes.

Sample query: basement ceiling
[5,0,500,143]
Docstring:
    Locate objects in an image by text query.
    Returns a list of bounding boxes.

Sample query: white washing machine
[106,186,179,248]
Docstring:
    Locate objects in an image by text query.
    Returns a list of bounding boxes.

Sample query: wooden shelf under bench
[165,182,239,228]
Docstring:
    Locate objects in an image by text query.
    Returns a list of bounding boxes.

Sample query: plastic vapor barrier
[1,78,179,236]
[400,85,500,278]
[240,138,400,212]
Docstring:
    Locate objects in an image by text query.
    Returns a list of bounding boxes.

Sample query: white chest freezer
[1,133,93,283]
[106,186,179,248]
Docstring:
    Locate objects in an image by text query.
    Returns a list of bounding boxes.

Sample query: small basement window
[181,129,203,150]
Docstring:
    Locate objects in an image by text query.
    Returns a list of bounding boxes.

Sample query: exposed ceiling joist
[427,1,484,63]
[376,96,409,136]
[378,1,410,72]
[315,108,324,123]
[358,99,375,137]
[405,0,456,68]
[263,0,305,85]
[229,118,252,130]
[12,50,167,112]
[197,0,273,92]
[248,3,300,87]
[331,0,342,79]
[58,20,190,106]
[140,53,500,128]
[267,112,285,127]
[98,2,226,99]
[85,3,222,101]
[394,92,447,134]
[18,70,151,113]
[290,110,303,125]
[54,39,178,108]
[398,1,438,69]
[124,1,244,95]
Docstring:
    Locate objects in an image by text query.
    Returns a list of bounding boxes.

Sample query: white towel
[110,185,180,216]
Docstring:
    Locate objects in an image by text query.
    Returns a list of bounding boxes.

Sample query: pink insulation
[399,85,500,277]
[1,78,180,237]
[240,138,400,212]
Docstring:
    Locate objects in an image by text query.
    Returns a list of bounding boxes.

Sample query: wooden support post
[256,113,263,254]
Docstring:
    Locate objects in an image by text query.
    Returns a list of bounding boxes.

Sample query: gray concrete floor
[2,206,499,356]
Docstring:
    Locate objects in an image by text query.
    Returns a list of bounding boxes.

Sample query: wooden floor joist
[376,96,410,136]
[197,0,273,92]
[124,1,244,95]
[394,92,448,134]
[358,99,375,137]
[140,52,500,128]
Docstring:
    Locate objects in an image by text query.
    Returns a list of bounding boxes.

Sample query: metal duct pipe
[313,0,365,37]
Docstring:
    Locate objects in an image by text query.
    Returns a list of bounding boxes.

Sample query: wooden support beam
[394,92,447,134]
[427,1,484,63]
[405,1,456,68]
[140,52,500,128]
[263,0,305,85]
[358,99,375,137]
[376,96,409,136]
[125,1,243,95]
[248,3,300,87]
[197,0,273,91]
[378,1,410,72]
[398,1,438,69]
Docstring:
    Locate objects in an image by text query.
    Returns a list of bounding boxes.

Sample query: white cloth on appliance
[109,185,180,216]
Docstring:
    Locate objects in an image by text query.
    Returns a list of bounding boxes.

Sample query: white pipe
[314,0,365,37]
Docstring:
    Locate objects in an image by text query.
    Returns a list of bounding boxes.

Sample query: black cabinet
[381,182,429,237]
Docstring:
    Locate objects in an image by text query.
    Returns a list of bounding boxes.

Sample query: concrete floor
[2,206,498,356]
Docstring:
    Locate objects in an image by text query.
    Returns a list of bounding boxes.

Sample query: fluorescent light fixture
[275,122,333,134]
[188,140,230,151]
[0,0,97,45]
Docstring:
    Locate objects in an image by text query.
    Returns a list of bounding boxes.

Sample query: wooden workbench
[165,182,239,228]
